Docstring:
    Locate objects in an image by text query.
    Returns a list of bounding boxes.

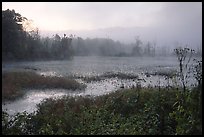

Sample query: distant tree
[152,40,156,56]
[193,59,202,121]
[73,37,88,56]
[132,36,142,56]
[144,42,152,56]
[60,34,73,59]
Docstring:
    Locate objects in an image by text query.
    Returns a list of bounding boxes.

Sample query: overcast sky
[2,2,202,47]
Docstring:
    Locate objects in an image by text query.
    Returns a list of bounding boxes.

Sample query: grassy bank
[2,71,86,101]
[2,86,202,135]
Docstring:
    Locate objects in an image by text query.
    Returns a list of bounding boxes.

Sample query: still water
[2,56,178,76]
[2,56,198,115]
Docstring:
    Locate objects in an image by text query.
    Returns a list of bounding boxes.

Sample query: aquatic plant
[2,71,86,101]
[77,72,139,83]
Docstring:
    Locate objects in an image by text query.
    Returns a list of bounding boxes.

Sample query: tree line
[2,9,73,61]
[2,9,202,61]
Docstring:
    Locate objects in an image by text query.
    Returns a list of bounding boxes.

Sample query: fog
[3,2,202,49]
[2,2,202,60]
[39,2,201,49]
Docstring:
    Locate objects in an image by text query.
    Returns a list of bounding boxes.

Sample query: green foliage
[3,86,201,135]
[170,48,202,135]
[193,59,202,87]
[170,88,202,135]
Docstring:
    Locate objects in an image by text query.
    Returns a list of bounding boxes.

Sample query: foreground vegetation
[2,85,202,135]
[2,71,86,101]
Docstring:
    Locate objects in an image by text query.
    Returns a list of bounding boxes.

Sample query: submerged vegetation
[2,71,86,101]
[72,72,139,83]
[144,70,177,78]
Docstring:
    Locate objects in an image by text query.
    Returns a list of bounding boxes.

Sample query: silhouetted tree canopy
[2,9,27,60]
[2,9,73,61]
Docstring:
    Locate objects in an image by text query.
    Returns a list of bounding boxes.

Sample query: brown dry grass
[2,71,86,101]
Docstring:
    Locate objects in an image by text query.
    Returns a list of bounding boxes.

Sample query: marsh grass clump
[145,70,177,78]
[103,72,139,80]
[2,71,86,101]
[79,72,139,83]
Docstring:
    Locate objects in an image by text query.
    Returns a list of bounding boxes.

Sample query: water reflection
[2,56,199,115]
[2,89,72,115]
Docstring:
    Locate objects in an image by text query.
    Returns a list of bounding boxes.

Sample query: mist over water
[2,56,200,115]
[2,2,202,123]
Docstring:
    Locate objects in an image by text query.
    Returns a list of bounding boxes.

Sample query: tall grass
[2,71,86,101]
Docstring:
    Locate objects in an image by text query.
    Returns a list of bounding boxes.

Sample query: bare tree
[174,47,194,93]
[174,46,195,107]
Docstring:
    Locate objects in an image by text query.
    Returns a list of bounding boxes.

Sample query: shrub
[4,87,201,135]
